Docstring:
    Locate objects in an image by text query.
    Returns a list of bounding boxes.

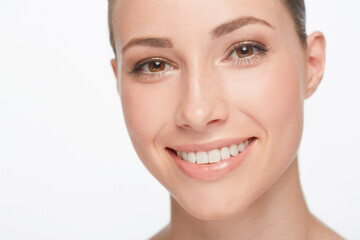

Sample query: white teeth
[208,149,221,163]
[238,142,245,152]
[182,152,188,161]
[174,138,254,164]
[187,152,196,163]
[230,144,239,157]
[220,147,230,160]
[196,151,208,164]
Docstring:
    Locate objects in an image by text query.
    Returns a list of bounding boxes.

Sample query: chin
[185,201,249,221]
[173,187,254,221]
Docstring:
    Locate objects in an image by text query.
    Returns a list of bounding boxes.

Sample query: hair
[107,0,306,54]
[108,0,118,55]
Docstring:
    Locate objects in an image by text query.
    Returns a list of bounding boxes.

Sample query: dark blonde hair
[107,0,306,54]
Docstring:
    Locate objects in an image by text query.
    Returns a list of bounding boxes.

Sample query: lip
[168,137,256,181]
[167,137,251,152]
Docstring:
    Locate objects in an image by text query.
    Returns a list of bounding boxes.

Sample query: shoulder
[149,224,170,240]
[307,215,345,240]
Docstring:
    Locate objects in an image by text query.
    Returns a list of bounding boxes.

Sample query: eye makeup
[127,40,270,81]
[129,57,176,75]
[222,41,269,67]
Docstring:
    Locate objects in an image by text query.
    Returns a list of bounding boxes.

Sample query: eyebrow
[121,37,173,54]
[121,16,274,53]
[210,16,274,39]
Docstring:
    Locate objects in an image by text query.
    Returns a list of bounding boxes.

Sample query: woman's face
[112,0,309,219]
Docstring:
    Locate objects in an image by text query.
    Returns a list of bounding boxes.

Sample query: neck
[168,157,311,240]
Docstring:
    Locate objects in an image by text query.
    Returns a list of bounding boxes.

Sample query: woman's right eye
[131,59,174,75]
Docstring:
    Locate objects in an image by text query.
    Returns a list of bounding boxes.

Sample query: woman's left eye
[233,45,256,58]
[227,42,268,63]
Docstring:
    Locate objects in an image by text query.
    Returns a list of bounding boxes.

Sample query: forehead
[113,0,292,49]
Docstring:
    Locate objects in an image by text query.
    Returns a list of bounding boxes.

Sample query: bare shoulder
[149,216,345,240]
[149,224,170,240]
[308,215,345,240]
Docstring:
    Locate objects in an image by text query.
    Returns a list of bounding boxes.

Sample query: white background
[0,0,359,239]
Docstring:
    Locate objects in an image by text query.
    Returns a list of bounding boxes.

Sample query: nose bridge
[175,59,228,132]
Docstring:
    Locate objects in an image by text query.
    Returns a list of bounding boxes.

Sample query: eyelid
[130,57,176,75]
[224,40,268,58]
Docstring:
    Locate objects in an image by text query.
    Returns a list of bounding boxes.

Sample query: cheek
[256,61,304,173]
[255,64,303,134]
[223,53,305,191]
[226,54,305,141]
[119,76,178,180]
[121,80,168,144]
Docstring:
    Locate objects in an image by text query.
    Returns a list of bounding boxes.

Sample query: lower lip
[169,138,256,181]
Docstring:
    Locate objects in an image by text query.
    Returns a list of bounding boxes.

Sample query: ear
[305,31,326,99]
[111,58,121,94]
[111,58,118,78]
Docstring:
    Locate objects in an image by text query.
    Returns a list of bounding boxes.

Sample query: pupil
[241,46,248,55]
[154,61,161,69]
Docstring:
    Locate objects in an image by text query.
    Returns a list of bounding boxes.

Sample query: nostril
[207,119,222,125]
[176,124,190,132]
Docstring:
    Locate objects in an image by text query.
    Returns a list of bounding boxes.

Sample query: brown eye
[132,58,174,75]
[235,45,254,58]
[148,61,165,72]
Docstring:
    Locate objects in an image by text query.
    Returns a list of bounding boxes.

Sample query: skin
[110,0,343,239]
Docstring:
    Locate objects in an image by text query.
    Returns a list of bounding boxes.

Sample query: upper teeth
[176,138,253,164]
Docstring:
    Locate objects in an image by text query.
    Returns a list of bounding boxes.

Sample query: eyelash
[224,41,269,66]
[129,41,269,80]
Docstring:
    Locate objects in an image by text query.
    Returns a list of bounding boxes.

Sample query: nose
[175,66,229,133]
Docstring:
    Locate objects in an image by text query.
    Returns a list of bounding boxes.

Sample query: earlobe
[111,58,121,95]
[305,31,326,99]
[111,58,118,79]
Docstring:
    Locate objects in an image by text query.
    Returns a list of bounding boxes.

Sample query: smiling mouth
[167,137,256,165]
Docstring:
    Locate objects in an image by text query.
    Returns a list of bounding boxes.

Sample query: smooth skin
[110,0,343,239]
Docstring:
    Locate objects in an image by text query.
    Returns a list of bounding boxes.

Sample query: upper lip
[167,137,254,153]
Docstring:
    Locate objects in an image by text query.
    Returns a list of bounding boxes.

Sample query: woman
[108,0,343,239]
